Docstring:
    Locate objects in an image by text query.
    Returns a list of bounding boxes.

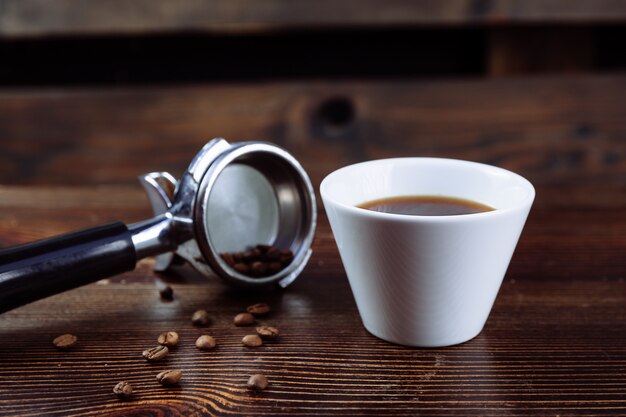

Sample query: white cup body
[320,158,534,347]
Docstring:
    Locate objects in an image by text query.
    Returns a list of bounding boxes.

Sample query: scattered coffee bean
[158,284,174,301]
[157,331,179,347]
[256,326,280,339]
[247,303,271,316]
[53,334,77,350]
[113,381,133,399]
[195,335,216,350]
[247,374,269,391]
[234,312,256,326]
[191,309,210,326]
[220,244,294,278]
[156,370,182,386]
[242,334,263,347]
[142,345,169,361]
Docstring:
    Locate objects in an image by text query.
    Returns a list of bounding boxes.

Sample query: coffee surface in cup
[358,195,494,216]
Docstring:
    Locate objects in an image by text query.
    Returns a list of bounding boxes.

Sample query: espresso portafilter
[0,138,317,313]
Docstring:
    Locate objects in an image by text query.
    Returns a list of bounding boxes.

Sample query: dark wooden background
[0,1,625,416]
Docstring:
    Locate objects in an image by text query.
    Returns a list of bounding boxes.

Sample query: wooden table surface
[0,182,624,416]
[0,76,625,415]
[1,0,626,413]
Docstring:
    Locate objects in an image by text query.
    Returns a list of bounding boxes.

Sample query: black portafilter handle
[0,222,137,314]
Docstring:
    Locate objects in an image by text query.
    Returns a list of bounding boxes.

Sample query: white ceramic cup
[320,158,535,347]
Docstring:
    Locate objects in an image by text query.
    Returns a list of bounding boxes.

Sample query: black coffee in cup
[358,195,494,216]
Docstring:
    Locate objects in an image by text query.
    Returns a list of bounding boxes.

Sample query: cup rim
[320,157,535,222]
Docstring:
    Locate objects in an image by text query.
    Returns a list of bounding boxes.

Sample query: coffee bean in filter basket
[0,139,317,314]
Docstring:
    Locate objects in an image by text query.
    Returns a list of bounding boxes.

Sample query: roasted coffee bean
[191,309,210,326]
[221,252,235,267]
[256,326,280,339]
[256,244,272,253]
[242,334,263,347]
[233,263,251,275]
[247,374,269,391]
[240,250,253,262]
[113,381,133,399]
[157,331,179,347]
[242,249,261,263]
[267,261,282,274]
[234,312,255,326]
[266,246,281,261]
[279,250,294,265]
[195,335,216,350]
[142,345,169,361]
[158,284,174,301]
[156,370,182,386]
[53,334,77,350]
[247,303,271,316]
[222,245,292,277]
[250,261,268,276]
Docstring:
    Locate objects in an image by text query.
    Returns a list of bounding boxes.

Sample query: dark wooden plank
[1,0,626,38]
[0,185,625,416]
[487,28,593,76]
[0,186,150,246]
[1,74,626,189]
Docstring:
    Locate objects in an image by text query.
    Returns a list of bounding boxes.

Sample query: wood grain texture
[0,185,625,416]
[1,74,626,189]
[487,28,593,76]
[1,0,626,38]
